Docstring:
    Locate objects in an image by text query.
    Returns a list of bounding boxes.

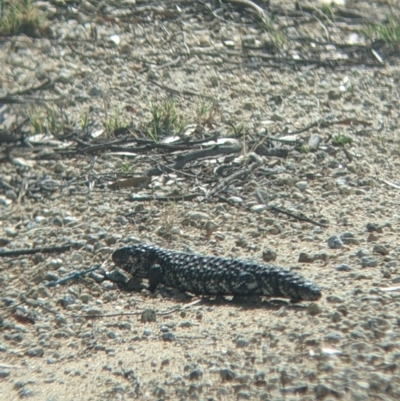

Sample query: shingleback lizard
[112,244,322,303]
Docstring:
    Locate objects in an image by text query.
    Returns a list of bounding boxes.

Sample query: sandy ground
[1,1,400,400]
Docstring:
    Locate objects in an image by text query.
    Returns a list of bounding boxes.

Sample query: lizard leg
[289,296,301,304]
[148,264,162,292]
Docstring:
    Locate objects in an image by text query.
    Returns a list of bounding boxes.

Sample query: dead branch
[129,193,203,202]
[206,163,258,199]
[270,205,328,227]
[174,142,243,169]
[0,245,72,257]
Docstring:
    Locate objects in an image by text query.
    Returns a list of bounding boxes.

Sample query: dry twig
[270,206,328,228]
[0,245,72,257]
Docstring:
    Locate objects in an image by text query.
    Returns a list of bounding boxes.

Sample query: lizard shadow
[191,296,311,312]
[116,281,311,312]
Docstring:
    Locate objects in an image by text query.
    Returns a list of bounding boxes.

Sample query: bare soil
[1,1,400,400]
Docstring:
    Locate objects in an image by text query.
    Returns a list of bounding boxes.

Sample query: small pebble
[325,331,344,343]
[113,385,125,394]
[366,223,382,233]
[62,295,76,307]
[237,391,252,400]
[118,322,131,330]
[220,368,236,381]
[54,162,66,174]
[88,85,103,97]
[49,259,63,268]
[373,244,389,256]
[55,314,67,326]
[115,216,128,225]
[217,388,229,396]
[26,346,44,357]
[153,386,166,398]
[189,369,203,380]
[4,333,24,342]
[0,369,11,378]
[340,232,359,245]
[251,205,267,213]
[386,261,397,268]
[296,181,308,191]
[63,216,78,225]
[235,235,248,247]
[105,235,122,245]
[0,237,10,246]
[308,134,321,150]
[356,249,369,258]
[79,294,91,303]
[70,251,84,263]
[367,233,380,242]
[44,272,59,282]
[313,252,328,262]
[107,331,118,339]
[262,248,277,262]
[141,309,156,323]
[228,196,243,204]
[187,211,211,221]
[307,303,322,316]
[161,332,176,342]
[101,281,117,290]
[5,228,18,237]
[326,295,344,303]
[327,235,343,249]
[298,252,314,263]
[84,308,102,316]
[336,264,352,272]
[0,196,13,206]
[19,388,34,398]
[236,338,249,348]
[330,312,342,323]
[361,257,378,268]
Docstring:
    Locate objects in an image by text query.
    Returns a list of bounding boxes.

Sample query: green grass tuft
[120,162,132,173]
[319,3,336,18]
[104,107,128,134]
[0,0,43,36]
[263,15,286,49]
[28,106,64,135]
[332,134,353,147]
[297,145,310,154]
[146,99,186,142]
[362,16,400,45]
[228,122,245,138]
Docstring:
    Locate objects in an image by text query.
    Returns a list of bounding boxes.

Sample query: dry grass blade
[225,0,267,21]
[109,176,151,190]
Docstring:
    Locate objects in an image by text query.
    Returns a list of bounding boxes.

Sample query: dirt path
[1,1,400,400]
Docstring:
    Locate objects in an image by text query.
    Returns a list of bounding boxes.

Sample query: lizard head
[112,244,157,277]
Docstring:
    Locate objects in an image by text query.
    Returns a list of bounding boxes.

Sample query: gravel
[1,0,400,400]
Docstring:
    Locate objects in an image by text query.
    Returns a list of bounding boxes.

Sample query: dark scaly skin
[112,244,322,303]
